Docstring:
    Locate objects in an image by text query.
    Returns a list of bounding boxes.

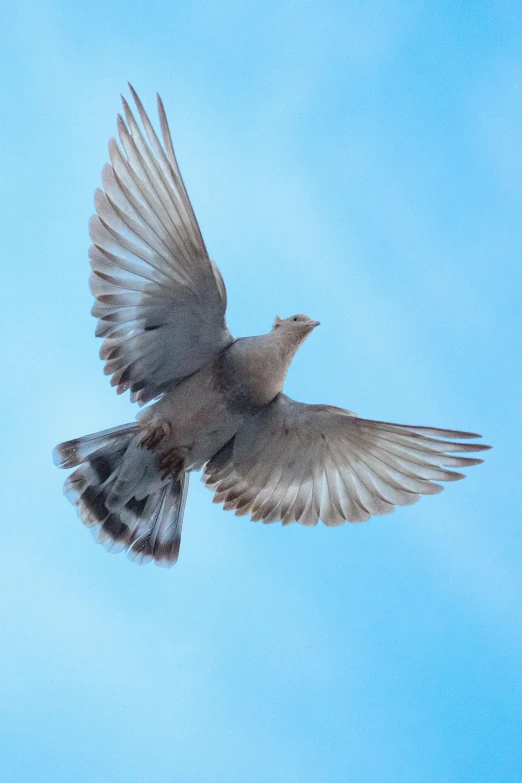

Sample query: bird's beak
[309,320,321,328]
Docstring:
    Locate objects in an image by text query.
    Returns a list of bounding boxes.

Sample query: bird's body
[139,326,315,473]
[53,87,490,566]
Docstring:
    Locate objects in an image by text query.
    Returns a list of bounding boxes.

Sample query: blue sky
[1,1,521,781]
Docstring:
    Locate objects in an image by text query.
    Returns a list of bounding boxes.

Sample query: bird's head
[272,314,320,331]
[272,314,320,343]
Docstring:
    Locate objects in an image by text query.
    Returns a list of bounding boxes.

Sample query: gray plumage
[53,87,490,567]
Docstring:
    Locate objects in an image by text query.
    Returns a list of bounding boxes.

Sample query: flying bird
[53,87,490,567]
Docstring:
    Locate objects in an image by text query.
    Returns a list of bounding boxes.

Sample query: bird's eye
[292,317,298,322]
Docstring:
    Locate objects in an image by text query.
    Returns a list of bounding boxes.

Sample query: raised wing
[203,394,490,526]
[89,85,232,404]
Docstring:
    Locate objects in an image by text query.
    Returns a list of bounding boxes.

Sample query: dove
[53,86,491,567]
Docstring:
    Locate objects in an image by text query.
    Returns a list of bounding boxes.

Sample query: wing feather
[89,88,232,403]
[203,394,490,527]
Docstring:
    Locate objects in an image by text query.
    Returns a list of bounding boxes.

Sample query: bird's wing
[89,86,233,405]
[203,394,490,525]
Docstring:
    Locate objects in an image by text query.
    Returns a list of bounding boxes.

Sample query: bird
[53,86,491,568]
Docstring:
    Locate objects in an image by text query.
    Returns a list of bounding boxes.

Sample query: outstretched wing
[203,394,490,526]
[89,85,233,404]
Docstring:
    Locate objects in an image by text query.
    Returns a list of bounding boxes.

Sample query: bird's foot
[139,421,172,451]
[158,447,184,481]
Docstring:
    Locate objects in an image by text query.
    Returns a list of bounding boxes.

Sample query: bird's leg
[139,420,172,450]
[158,447,185,481]
[139,420,185,480]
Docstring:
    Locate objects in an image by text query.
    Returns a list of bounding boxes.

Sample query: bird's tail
[53,424,188,567]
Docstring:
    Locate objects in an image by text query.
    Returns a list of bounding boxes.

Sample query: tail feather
[126,477,189,566]
[54,424,188,567]
[52,423,137,468]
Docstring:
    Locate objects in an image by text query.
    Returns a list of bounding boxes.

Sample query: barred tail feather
[53,424,188,567]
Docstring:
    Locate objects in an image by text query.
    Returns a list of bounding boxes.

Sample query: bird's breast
[212,338,287,410]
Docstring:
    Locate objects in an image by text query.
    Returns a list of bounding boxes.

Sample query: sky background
[1,1,521,781]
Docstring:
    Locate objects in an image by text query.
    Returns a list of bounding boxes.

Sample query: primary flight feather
[53,87,490,566]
